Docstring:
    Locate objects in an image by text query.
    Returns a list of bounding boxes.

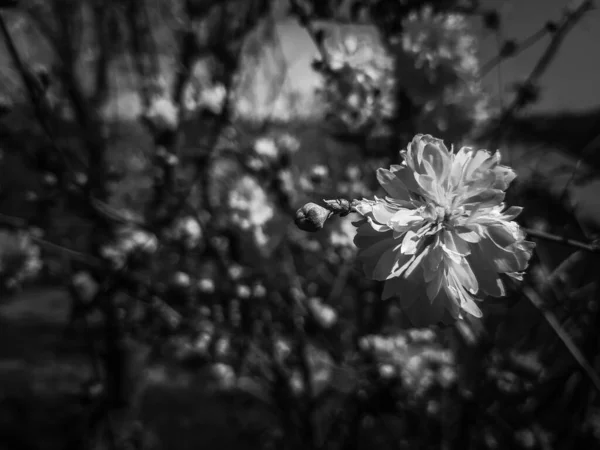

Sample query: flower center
[434,205,465,228]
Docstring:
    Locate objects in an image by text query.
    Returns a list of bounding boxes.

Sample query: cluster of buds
[359,329,457,401]
[393,6,490,135]
[100,225,158,269]
[316,30,396,135]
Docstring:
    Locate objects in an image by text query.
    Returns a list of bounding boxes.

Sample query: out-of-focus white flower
[275,133,300,154]
[253,137,278,159]
[395,6,490,135]
[101,225,158,269]
[353,134,534,325]
[307,297,338,329]
[71,271,99,303]
[144,96,179,131]
[171,216,203,249]
[319,28,396,134]
[0,231,42,288]
[228,175,274,247]
[43,173,57,186]
[252,282,266,298]
[184,82,227,115]
[274,338,292,364]
[228,264,243,281]
[200,84,227,114]
[172,271,191,288]
[401,7,478,78]
[210,363,236,390]
[378,363,396,379]
[309,164,329,183]
[197,277,215,294]
[235,284,251,299]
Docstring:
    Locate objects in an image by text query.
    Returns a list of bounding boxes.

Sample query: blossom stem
[524,227,600,253]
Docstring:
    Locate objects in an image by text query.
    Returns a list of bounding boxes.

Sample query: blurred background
[0,0,599,449]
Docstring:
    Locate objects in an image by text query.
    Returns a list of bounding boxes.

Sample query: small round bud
[294,202,331,232]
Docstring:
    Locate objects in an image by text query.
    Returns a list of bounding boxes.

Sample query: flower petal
[377,168,411,201]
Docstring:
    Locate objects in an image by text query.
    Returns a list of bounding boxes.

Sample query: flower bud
[295,202,331,232]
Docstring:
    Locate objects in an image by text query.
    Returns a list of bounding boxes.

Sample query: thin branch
[486,0,594,145]
[479,26,549,78]
[0,10,79,171]
[524,227,600,253]
[520,283,600,395]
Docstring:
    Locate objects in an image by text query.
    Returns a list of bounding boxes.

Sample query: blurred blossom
[274,338,292,363]
[253,137,278,159]
[378,363,396,380]
[193,333,212,356]
[170,216,203,249]
[514,429,536,449]
[318,29,396,134]
[214,336,231,359]
[437,365,458,388]
[74,172,88,186]
[346,165,361,181]
[353,134,534,326]
[198,84,227,114]
[407,328,436,343]
[43,172,57,186]
[401,7,478,78]
[252,282,266,298]
[144,96,179,131]
[228,175,274,247]
[172,271,191,288]
[309,164,329,183]
[395,6,490,135]
[0,231,42,289]
[228,264,243,281]
[247,157,265,172]
[182,58,227,115]
[197,277,215,294]
[71,271,99,303]
[360,330,456,399]
[307,297,338,329]
[101,225,158,269]
[210,363,236,390]
[289,371,305,396]
[236,284,251,299]
[426,400,440,416]
[275,133,300,154]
